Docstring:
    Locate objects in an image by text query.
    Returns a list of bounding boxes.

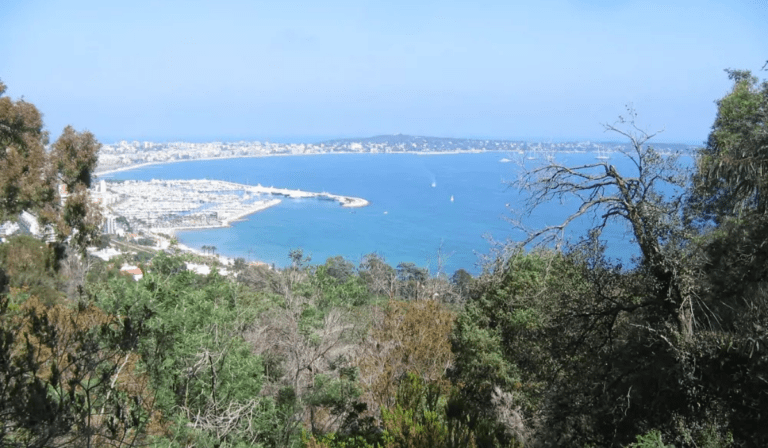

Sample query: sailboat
[450,195,454,202]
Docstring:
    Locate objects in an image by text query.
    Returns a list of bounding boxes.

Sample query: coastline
[94,149,502,177]
[95,152,349,177]
[95,150,494,270]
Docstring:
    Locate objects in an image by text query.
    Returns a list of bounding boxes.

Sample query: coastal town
[96,134,691,174]
[95,135,530,172]
[1,134,694,277]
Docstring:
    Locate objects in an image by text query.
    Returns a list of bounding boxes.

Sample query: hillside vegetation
[1,68,767,447]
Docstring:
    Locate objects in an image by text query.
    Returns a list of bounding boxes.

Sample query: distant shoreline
[96,146,695,177]
[94,149,502,177]
[95,152,332,176]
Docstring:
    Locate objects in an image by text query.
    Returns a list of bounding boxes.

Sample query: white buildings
[0,221,19,241]
[19,211,41,236]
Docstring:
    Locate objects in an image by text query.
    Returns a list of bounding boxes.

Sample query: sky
[1,0,766,144]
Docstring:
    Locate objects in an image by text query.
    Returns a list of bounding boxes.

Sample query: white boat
[450,195,454,202]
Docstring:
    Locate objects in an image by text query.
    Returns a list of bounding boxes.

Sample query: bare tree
[178,348,266,446]
[511,108,695,336]
[359,253,398,300]
[422,243,461,304]
[59,244,95,303]
[245,277,360,440]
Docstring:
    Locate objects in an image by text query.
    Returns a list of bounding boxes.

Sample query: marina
[103,179,369,234]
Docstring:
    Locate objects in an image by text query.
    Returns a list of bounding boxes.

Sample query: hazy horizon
[2,0,766,145]
[97,133,703,147]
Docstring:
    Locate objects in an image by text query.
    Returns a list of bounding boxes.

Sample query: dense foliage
[0,81,102,250]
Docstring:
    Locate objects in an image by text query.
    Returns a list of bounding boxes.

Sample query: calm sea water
[104,152,673,275]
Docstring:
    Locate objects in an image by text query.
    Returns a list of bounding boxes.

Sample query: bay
[103,152,655,275]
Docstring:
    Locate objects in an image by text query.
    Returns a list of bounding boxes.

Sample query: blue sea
[103,152,680,275]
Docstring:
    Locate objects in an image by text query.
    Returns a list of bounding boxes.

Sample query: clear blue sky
[1,0,765,144]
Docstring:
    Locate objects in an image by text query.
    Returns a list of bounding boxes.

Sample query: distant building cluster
[96,135,696,175]
[102,179,283,232]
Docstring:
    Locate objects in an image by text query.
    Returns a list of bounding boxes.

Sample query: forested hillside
[1,67,767,447]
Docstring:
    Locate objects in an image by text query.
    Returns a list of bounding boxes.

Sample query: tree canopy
[691,69,768,219]
[0,79,101,249]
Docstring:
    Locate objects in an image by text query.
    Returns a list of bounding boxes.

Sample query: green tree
[322,256,356,284]
[681,68,768,444]
[233,257,247,271]
[312,258,369,308]
[395,263,428,301]
[380,373,449,448]
[50,126,102,250]
[0,80,102,251]
[450,269,473,302]
[0,285,152,447]
[690,69,768,219]
[449,250,585,447]
[94,255,277,447]
[625,430,674,448]
[0,80,52,221]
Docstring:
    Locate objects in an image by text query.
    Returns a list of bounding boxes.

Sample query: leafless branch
[507,108,696,336]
